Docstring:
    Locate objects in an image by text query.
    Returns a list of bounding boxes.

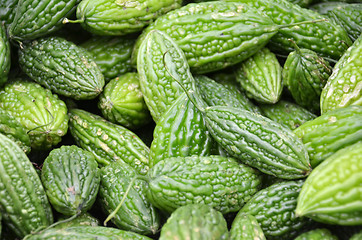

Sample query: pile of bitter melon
[0,0,361,239]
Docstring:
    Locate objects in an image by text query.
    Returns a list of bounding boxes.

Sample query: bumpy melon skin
[147,155,262,214]
[0,133,53,238]
[0,80,69,150]
[68,108,150,175]
[239,180,311,240]
[41,145,100,216]
[229,212,266,240]
[18,37,105,100]
[159,204,229,240]
[320,34,362,114]
[99,161,161,235]
[76,0,183,36]
[296,141,362,225]
[98,73,151,130]
[0,24,10,88]
[149,93,213,167]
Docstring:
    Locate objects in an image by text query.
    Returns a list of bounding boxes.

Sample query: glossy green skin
[133,1,282,74]
[80,36,136,81]
[0,24,10,87]
[68,108,150,175]
[228,0,352,61]
[98,73,151,130]
[294,228,338,240]
[0,133,53,238]
[350,231,362,240]
[0,108,31,153]
[137,30,196,122]
[0,80,69,150]
[99,162,161,235]
[147,155,262,214]
[150,93,213,166]
[296,141,362,225]
[294,105,362,167]
[25,226,153,240]
[41,145,100,215]
[195,75,261,113]
[240,180,310,240]
[19,37,105,100]
[311,3,361,41]
[283,47,332,113]
[54,213,100,229]
[8,0,79,40]
[76,0,182,36]
[320,34,362,114]
[230,213,266,240]
[159,204,229,240]
[260,100,316,130]
[0,0,19,27]
[204,106,311,179]
[236,48,282,104]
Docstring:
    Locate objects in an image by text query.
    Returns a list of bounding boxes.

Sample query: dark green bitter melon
[68,108,150,175]
[99,161,161,235]
[41,145,100,216]
[147,155,262,214]
[80,36,136,82]
[227,0,352,61]
[18,36,105,100]
[0,24,10,87]
[202,105,311,179]
[8,0,80,40]
[98,72,151,130]
[0,0,19,27]
[238,180,311,240]
[159,204,229,240]
[283,44,332,113]
[149,93,213,167]
[311,2,362,42]
[0,133,53,238]
[71,0,183,36]
[260,100,317,130]
[0,79,69,150]
[195,75,261,113]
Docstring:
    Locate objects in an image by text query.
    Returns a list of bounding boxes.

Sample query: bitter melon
[41,145,100,215]
[320,34,362,114]
[68,108,150,175]
[0,79,69,150]
[159,204,229,240]
[147,155,262,214]
[0,133,53,238]
[98,72,151,130]
[149,93,213,166]
[296,141,362,225]
[99,161,161,235]
[18,36,105,100]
